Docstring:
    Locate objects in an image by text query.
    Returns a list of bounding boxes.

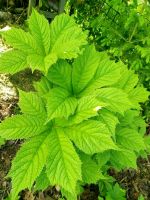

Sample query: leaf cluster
[0,9,149,200]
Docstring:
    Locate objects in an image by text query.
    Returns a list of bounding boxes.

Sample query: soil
[110,157,150,200]
[1,140,150,200]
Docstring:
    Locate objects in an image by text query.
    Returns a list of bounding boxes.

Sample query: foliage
[71,0,150,120]
[0,9,149,200]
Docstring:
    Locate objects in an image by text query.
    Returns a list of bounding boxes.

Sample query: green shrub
[0,9,149,200]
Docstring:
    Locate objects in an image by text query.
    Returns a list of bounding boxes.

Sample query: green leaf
[97,109,119,137]
[34,168,50,191]
[137,45,150,63]
[128,86,149,108]
[106,183,126,200]
[138,195,145,200]
[2,28,40,54]
[34,76,52,95]
[96,151,110,168]
[61,188,77,200]
[46,128,81,193]
[0,114,46,139]
[118,110,147,136]
[114,68,138,93]
[0,50,27,74]
[97,88,131,114]
[72,45,100,94]
[44,53,57,73]
[111,149,137,169]
[71,95,104,124]
[46,88,77,121]
[80,154,100,184]
[116,128,145,152]
[47,60,72,92]
[0,136,5,147]
[66,120,116,154]
[19,91,46,117]
[9,132,51,199]
[28,9,50,55]
[50,13,87,59]
[27,54,45,72]
[81,53,122,96]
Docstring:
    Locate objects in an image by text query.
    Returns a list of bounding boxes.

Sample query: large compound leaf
[0,114,46,139]
[46,128,81,193]
[28,9,50,55]
[50,14,87,59]
[116,128,145,152]
[72,45,100,94]
[47,60,72,92]
[0,50,27,74]
[67,120,116,154]
[2,28,40,54]
[81,53,122,96]
[46,88,77,121]
[97,88,131,114]
[9,132,51,199]
[19,91,46,117]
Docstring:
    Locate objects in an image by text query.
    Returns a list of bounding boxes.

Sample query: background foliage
[67,0,150,120]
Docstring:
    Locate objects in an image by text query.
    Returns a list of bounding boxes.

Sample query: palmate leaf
[9,132,51,200]
[97,88,131,114]
[46,128,82,193]
[0,50,27,74]
[66,120,116,154]
[28,9,50,55]
[72,45,100,94]
[80,153,100,184]
[50,14,87,59]
[47,60,72,92]
[0,114,46,139]
[80,53,122,96]
[2,28,41,54]
[116,128,145,152]
[19,91,46,117]
[46,87,77,122]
